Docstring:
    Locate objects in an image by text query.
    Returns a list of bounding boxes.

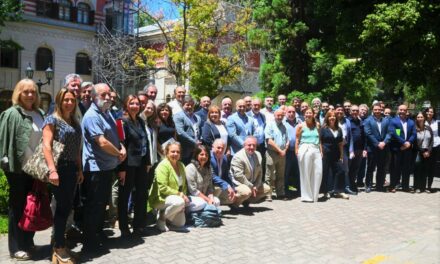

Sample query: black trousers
[348,150,363,191]
[82,170,113,249]
[5,172,35,255]
[51,162,77,248]
[390,149,413,190]
[366,148,388,190]
[322,152,345,193]
[118,165,149,231]
[284,150,300,194]
[414,154,433,191]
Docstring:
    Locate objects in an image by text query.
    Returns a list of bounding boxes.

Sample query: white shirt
[427,119,440,147]
[400,119,408,140]
[215,124,228,149]
[261,108,274,123]
[168,99,183,115]
[22,110,44,164]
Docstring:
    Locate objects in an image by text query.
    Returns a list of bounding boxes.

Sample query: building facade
[0,0,134,112]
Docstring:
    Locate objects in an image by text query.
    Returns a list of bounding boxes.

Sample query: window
[0,48,19,68]
[58,0,71,21]
[77,3,90,24]
[36,47,53,71]
[36,0,52,17]
[76,53,91,75]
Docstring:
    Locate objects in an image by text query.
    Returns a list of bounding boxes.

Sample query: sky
[141,0,180,19]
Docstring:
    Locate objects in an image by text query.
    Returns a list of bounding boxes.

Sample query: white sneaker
[156,220,169,232]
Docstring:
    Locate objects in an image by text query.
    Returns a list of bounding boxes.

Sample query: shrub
[0,169,9,215]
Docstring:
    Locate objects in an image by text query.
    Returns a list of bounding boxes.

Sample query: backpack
[190,204,222,228]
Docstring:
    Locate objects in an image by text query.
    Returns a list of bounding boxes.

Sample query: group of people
[0,74,438,262]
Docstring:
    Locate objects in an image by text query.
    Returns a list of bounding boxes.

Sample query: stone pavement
[1,178,439,264]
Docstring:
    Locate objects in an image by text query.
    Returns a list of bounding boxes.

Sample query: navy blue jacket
[387,116,417,152]
[210,152,233,191]
[348,117,366,152]
[364,115,391,152]
[320,126,343,158]
[201,120,228,147]
[195,108,208,127]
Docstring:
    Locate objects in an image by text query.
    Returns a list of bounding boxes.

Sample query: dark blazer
[195,108,208,126]
[201,120,228,147]
[320,126,343,158]
[387,116,417,152]
[210,152,232,190]
[364,115,390,151]
[119,116,150,169]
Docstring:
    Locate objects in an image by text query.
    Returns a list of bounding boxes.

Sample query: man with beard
[144,84,158,102]
[260,96,275,123]
[81,83,126,253]
[244,96,252,112]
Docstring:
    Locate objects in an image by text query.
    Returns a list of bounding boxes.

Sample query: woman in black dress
[157,103,176,157]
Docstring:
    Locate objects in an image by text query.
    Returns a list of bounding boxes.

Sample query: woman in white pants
[186,145,220,212]
[295,108,323,202]
[148,142,189,232]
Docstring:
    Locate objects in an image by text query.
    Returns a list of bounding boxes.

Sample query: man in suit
[227,99,255,153]
[173,95,201,165]
[347,105,367,194]
[388,104,417,192]
[247,98,266,177]
[364,102,390,192]
[230,136,271,205]
[210,139,238,205]
[195,96,211,127]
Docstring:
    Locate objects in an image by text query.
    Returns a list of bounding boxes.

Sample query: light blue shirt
[265,120,288,150]
[283,118,300,149]
[247,111,265,144]
[82,103,120,172]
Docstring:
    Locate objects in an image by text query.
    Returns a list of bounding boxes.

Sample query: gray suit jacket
[173,111,201,159]
[230,148,263,189]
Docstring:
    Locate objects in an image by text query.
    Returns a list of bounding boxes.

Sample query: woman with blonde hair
[0,79,44,260]
[148,142,189,232]
[43,88,83,263]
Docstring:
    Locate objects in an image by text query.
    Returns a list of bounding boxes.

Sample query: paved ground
[1,178,439,264]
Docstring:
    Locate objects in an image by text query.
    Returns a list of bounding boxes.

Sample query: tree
[135,0,255,99]
[250,0,439,105]
[360,0,440,104]
[0,0,23,49]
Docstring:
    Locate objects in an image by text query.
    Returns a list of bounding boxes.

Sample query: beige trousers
[265,149,286,196]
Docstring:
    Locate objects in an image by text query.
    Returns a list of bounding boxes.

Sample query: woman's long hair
[122,95,140,122]
[157,103,175,127]
[145,100,158,128]
[323,110,339,130]
[192,145,211,169]
[53,88,79,127]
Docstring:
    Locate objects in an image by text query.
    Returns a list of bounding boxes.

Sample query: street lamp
[25,63,54,93]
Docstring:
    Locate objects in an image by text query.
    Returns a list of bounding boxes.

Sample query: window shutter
[89,10,95,25]
[36,1,43,16]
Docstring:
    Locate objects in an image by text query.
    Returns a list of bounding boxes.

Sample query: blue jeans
[284,150,300,194]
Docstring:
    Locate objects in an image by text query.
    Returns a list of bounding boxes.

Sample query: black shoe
[356,182,365,188]
[365,187,371,193]
[345,187,358,195]
[120,229,132,238]
[242,201,250,208]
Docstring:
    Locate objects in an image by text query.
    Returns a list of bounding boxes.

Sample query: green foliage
[137,0,254,98]
[251,0,440,105]
[0,0,23,48]
[0,215,7,234]
[0,169,9,215]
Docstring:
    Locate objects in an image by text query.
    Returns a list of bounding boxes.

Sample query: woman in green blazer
[148,142,189,232]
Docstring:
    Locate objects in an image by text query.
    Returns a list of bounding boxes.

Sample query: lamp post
[25,63,54,93]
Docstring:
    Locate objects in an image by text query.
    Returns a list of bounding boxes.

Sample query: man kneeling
[230,136,270,207]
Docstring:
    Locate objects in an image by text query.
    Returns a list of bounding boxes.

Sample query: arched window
[76,53,91,75]
[36,47,53,71]
[77,3,90,24]
[58,0,72,21]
